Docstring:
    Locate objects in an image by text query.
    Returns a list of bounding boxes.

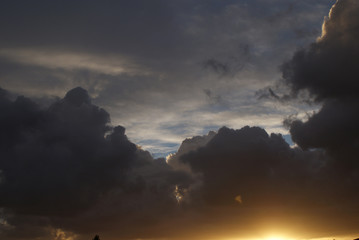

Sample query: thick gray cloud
[0,87,192,239]
[174,126,322,207]
[167,126,359,238]
[282,0,359,167]
[0,87,131,216]
[0,86,358,240]
[282,0,359,100]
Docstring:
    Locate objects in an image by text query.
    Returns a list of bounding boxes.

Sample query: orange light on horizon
[265,236,287,240]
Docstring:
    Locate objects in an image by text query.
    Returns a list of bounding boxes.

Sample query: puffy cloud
[0,87,130,216]
[0,87,192,239]
[282,0,359,100]
[169,126,359,238]
[269,2,359,236]
[281,0,359,167]
[177,126,321,206]
[1,86,359,239]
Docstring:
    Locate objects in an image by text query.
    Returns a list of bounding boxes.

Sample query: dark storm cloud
[288,100,359,151]
[8,84,353,239]
[167,126,359,237]
[282,0,359,100]
[175,126,323,207]
[281,0,359,164]
[0,87,192,239]
[0,87,130,216]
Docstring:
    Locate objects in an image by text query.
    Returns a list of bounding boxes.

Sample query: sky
[0,0,334,156]
[1,0,359,240]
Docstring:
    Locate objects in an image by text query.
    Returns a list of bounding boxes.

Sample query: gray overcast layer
[0,0,333,156]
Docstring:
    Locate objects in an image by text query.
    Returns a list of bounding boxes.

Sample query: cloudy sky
[1,0,359,240]
[0,0,334,156]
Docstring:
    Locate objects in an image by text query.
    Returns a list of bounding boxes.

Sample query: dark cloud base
[0,85,358,239]
[282,0,359,206]
[0,87,193,240]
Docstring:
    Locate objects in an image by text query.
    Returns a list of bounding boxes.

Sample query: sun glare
[224,234,291,240]
[266,237,286,240]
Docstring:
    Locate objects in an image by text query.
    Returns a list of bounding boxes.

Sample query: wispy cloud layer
[0,48,150,76]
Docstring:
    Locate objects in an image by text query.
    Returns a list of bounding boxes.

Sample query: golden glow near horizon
[265,236,286,240]
[222,233,290,240]
[222,235,359,240]
[223,237,294,240]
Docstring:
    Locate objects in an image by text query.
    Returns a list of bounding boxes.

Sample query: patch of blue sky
[283,134,294,146]
[137,139,180,158]
[137,139,178,148]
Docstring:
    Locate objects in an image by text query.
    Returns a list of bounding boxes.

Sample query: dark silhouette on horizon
[93,235,100,240]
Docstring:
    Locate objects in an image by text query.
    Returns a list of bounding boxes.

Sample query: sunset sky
[1,0,359,240]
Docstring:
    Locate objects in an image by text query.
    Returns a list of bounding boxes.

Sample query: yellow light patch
[266,237,285,240]
[235,195,242,204]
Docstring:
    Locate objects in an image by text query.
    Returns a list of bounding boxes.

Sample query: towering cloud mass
[0,87,192,239]
[282,0,359,166]
[168,127,359,238]
[0,87,134,216]
[0,86,359,239]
